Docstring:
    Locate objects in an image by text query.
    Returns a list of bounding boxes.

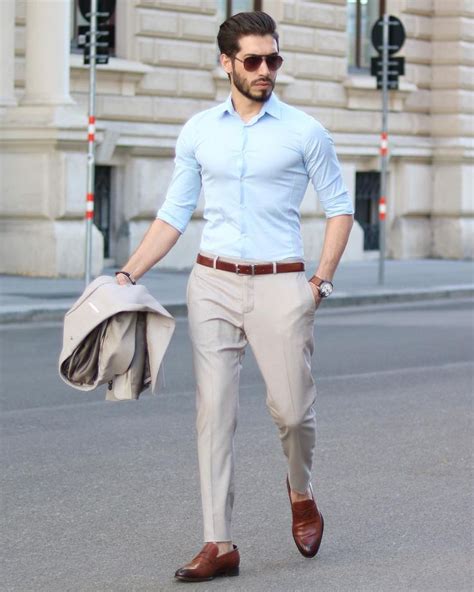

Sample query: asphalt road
[1,299,473,592]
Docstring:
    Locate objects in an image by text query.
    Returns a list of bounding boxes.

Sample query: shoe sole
[175,566,240,582]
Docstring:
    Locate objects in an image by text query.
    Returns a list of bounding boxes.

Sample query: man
[116,11,354,583]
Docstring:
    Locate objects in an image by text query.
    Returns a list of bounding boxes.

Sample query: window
[94,166,112,258]
[216,0,263,24]
[70,0,116,56]
[355,171,380,250]
[347,0,385,71]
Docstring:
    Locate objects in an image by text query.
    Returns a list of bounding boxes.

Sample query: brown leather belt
[196,253,305,275]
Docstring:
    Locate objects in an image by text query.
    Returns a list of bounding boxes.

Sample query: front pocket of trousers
[186,265,198,302]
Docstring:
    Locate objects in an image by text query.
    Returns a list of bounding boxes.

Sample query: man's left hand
[308,282,322,310]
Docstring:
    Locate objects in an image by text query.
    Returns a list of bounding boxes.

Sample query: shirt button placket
[240,126,248,257]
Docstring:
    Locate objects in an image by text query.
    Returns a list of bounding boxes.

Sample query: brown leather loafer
[286,475,324,558]
[174,542,240,582]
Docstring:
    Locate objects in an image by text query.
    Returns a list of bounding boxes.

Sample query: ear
[220,53,233,77]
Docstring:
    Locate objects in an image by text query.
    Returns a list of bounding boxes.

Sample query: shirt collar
[220,92,281,121]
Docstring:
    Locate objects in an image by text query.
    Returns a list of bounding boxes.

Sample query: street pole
[371,14,405,284]
[378,12,389,286]
[84,0,98,286]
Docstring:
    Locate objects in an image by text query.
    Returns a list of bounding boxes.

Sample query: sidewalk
[0,258,472,323]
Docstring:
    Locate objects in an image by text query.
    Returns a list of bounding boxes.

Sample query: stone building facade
[0,0,472,276]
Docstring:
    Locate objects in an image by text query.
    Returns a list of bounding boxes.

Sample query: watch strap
[309,276,321,288]
[309,275,333,287]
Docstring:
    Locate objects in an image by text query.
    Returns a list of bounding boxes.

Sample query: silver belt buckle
[235,263,255,275]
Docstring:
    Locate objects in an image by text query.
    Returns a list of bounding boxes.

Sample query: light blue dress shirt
[156,93,354,261]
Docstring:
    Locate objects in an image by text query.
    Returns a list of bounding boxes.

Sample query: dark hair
[217,11,279,57]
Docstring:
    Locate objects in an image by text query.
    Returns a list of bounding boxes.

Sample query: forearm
[120,218,181,282]
[313,214,353,281]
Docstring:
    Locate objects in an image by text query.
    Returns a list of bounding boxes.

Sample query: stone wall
[1,0,472,276]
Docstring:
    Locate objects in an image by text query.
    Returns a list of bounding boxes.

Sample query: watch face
[320,282,333,298]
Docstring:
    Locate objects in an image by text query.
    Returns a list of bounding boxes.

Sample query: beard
[231,67,275,103]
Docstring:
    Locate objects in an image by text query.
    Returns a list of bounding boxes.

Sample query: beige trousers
[186,251,317,543]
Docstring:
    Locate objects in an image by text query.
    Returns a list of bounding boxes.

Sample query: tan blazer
[59,275,175,401]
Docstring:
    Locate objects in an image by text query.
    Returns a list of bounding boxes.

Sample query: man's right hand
[115,271,135,286]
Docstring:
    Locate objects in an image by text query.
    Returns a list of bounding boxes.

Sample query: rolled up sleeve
[304,121,354,218]
[156,119,202,233]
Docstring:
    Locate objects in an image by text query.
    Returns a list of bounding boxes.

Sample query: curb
[323,286,474,308]
[1,286,472,324]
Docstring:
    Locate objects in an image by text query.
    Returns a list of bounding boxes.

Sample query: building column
[21,0,73,105]
[0,0,17,106]
[431,0,474,259]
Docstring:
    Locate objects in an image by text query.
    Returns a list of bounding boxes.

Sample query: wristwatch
[309,275,334,298]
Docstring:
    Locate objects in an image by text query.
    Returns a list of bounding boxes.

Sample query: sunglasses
[233,54,284,72]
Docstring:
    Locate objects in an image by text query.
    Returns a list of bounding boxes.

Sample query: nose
[257,57,271,76]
